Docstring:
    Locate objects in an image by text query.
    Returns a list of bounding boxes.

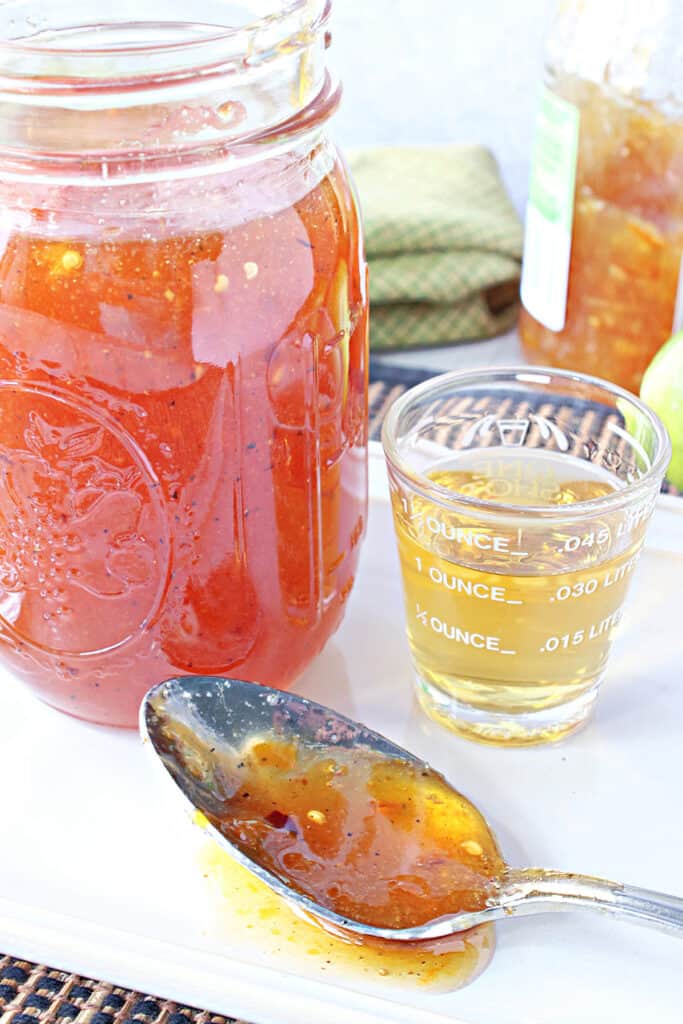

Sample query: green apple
[641,332,683,489]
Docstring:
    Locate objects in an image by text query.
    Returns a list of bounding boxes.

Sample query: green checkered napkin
[347,145,524,349]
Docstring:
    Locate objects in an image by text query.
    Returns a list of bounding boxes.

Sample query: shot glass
[382,367,671,746]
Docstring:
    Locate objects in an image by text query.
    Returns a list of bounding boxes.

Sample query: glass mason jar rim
[0,0,334,179]
[0,1,328,74]
[382,365,672,521]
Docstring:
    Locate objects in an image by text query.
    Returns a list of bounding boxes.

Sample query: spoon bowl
[141,676,683,941]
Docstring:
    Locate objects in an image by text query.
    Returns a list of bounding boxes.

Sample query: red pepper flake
[266,809,289,829]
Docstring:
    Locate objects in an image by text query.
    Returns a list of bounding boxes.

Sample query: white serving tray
[2,442,683,1024]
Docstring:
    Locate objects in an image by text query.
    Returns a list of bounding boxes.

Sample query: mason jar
[0,0,368,726]
[520,0,683,393]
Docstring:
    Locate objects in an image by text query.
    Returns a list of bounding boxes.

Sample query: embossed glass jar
[0,1,368,726]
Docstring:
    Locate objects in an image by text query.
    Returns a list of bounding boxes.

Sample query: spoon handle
[502,868,683,935]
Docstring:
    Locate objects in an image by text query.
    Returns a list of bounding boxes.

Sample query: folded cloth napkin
[347,145,524,349]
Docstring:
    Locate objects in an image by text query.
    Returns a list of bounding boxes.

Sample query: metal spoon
[140,676,683,940]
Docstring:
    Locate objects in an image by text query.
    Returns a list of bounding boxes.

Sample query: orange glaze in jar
[0,3,368,726]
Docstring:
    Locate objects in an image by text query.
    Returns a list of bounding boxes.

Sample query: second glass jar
[520,0,683,393]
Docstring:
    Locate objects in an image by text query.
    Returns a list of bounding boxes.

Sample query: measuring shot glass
[382,367,671,746]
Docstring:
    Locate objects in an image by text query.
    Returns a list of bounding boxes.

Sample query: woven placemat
[368,358,433,441]
[0,956,245,1024]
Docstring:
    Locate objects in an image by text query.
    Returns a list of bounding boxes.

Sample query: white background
[331,0,555,215]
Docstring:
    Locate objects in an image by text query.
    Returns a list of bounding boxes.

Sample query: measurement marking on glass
[414,557,512,603]
[513,529,528,557]
[415,606,506,652]
[539,610,623,653]
[424,518,512,552]
[400,496,424,522]
[559,529,610,554]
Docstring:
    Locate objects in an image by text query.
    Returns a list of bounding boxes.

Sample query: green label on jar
[521,86,580,332]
